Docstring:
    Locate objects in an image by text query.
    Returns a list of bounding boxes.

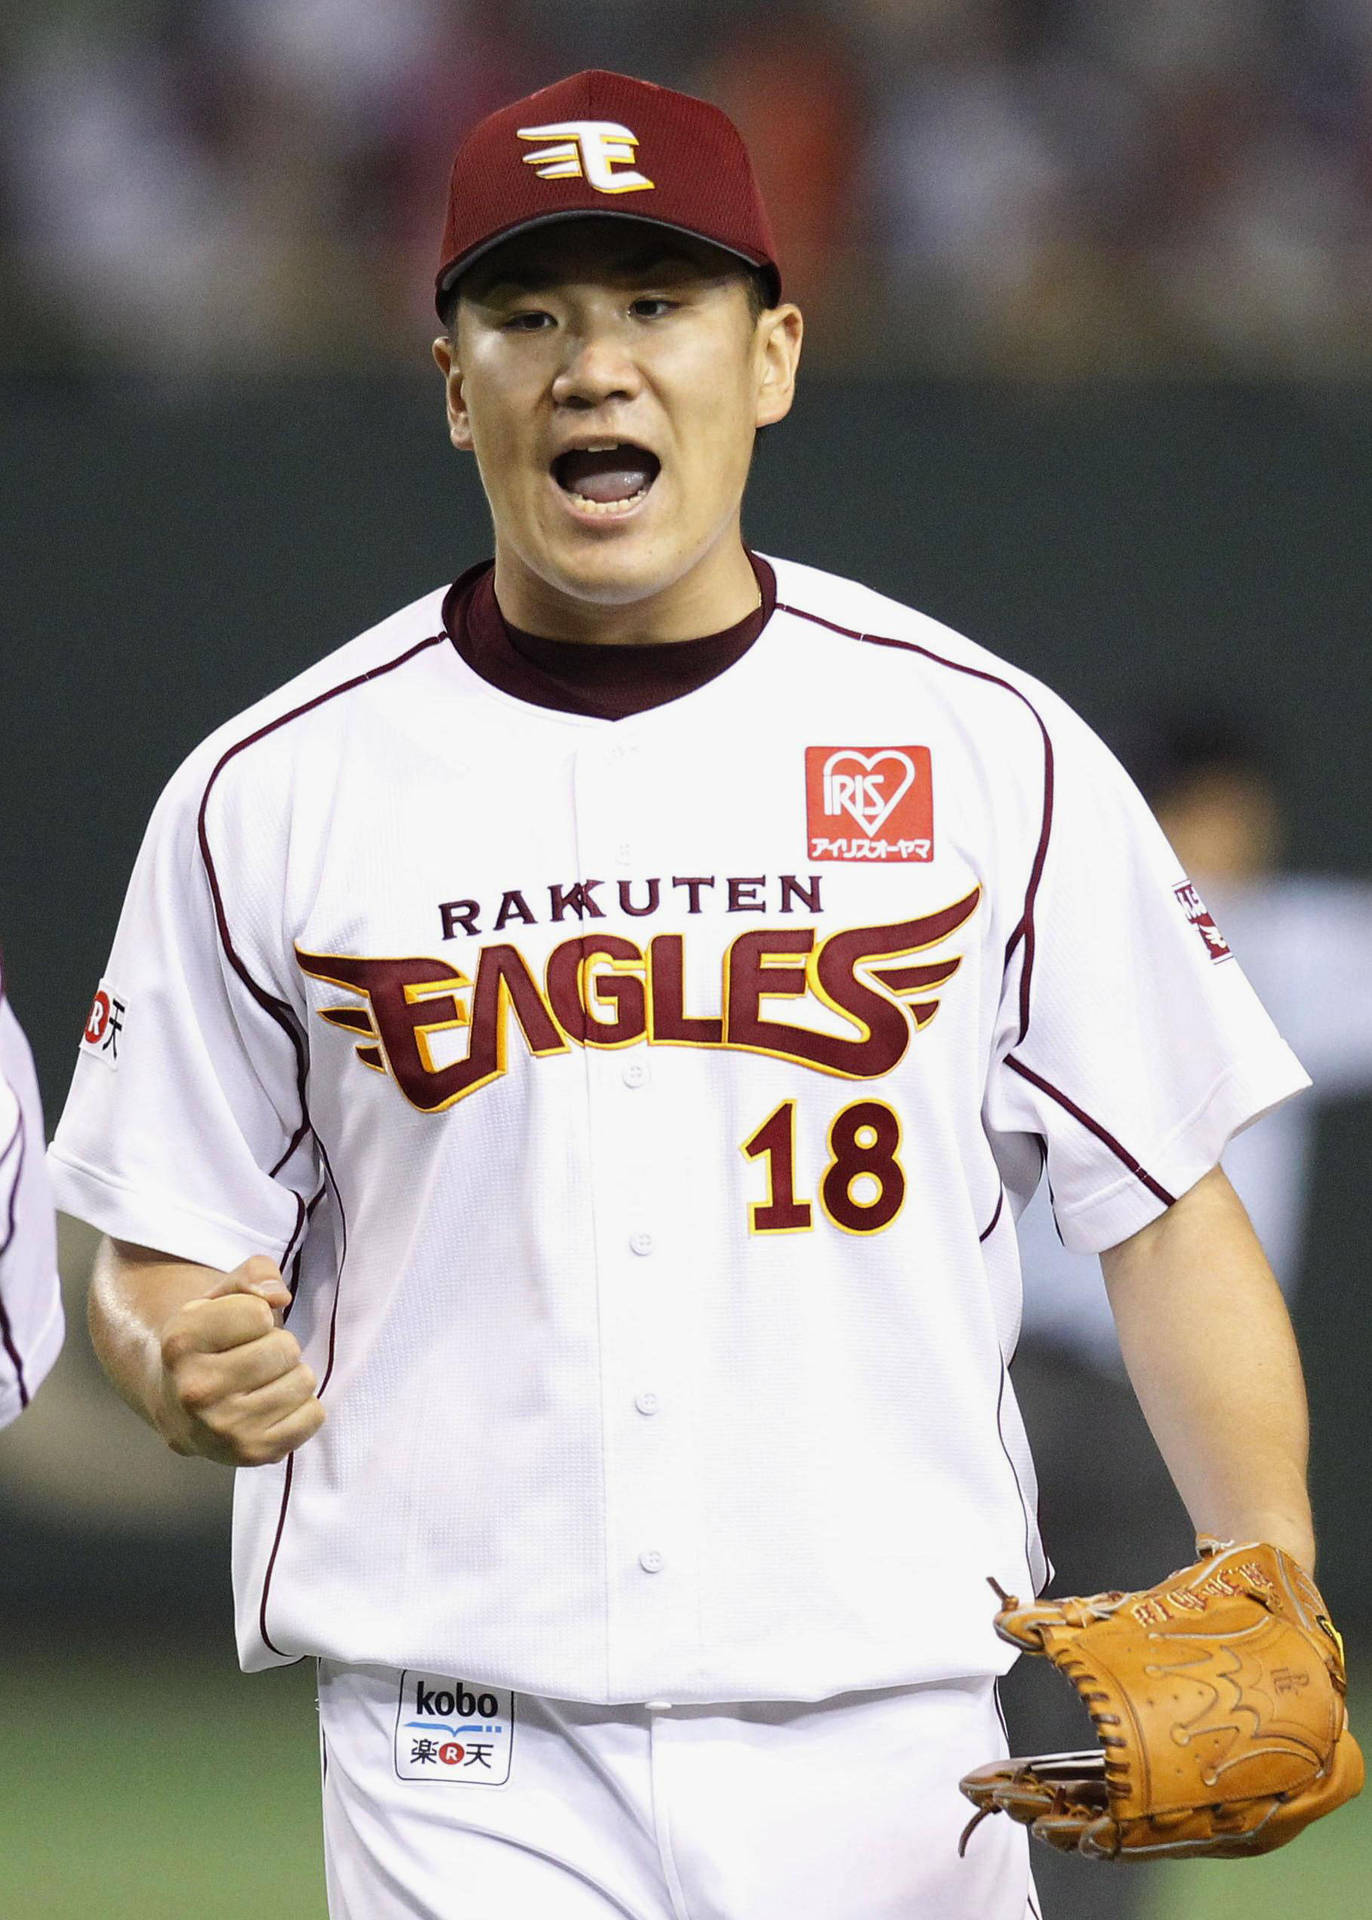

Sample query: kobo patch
[394,1671,514,1784]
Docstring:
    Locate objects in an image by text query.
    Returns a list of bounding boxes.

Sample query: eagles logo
[297,887,980,1113]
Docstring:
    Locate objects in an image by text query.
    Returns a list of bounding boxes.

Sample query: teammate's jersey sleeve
[47,751,318,1272]
[982,694,1309,1255]
[0,985,64,1424]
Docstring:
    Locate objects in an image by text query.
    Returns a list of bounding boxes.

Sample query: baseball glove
[959,1539,1363,1860]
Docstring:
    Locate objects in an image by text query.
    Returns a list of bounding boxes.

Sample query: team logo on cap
[518,121,654,194]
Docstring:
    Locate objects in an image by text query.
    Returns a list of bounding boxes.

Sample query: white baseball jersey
[48,555,1306,1703]
[0,971,64,1427]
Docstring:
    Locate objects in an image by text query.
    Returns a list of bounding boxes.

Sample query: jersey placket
[570,734,704,1701]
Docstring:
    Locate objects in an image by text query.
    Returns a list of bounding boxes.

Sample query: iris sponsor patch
[805,747,934,861]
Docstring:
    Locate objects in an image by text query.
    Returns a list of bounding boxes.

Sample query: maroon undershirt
[442,553,776,720]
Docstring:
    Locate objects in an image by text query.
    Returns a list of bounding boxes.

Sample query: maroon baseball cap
[435,70,781,314]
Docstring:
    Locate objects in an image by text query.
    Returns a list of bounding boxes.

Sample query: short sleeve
[0,993,64,1425]
[983,700,1309,1254]
[47,757,318,1271]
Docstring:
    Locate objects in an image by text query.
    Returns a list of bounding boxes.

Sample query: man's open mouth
[551,443,661,514]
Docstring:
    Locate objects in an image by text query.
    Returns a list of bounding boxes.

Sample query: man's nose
[551,328,643,408]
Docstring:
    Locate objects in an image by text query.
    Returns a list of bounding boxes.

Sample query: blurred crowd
[5,0,1372,376]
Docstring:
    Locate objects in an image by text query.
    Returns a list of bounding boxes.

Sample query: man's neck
[492,535,762,646]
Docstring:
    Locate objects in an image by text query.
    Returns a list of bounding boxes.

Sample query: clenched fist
[155,1255,325,1466]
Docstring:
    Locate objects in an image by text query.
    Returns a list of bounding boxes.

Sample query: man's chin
[535,542,685,611]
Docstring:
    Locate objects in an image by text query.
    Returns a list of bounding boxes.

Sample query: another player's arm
[88,1238,325,1467]
[1101,1163,1315,1572]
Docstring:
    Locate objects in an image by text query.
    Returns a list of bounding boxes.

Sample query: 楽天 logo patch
[80,981,127,1070]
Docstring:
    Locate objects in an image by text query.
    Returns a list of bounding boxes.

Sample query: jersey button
[629,1231,654,1256]
[622,1061,649,1089]
[616,842,633,865]
[635,1391,660,1416]
[639,1549,665,1574]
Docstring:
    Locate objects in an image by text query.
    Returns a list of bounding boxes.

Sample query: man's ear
[432,334,474,452]
[754,303,803,431]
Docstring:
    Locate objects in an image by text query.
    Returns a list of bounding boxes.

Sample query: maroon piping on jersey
[994,1350,1044,1598]
[977,1188,1005,1244]
[195,626,449,1659]
[977,1171,1042,1589]
[282,1182,328,1321]
[257,1451,298,1657]
[775,599,1053,1047]
[257,1163,348,1661]
[0,1105,31,1409]
[278,1189,307,1268]
[1005,1056,1177,1207]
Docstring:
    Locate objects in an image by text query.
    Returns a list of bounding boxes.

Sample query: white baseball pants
[317,1661,1039,1919]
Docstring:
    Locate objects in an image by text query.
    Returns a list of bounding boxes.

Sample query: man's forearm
[1101,1165,1315,1571]
[88,1238,224,1435]
[88,1238,321,1465]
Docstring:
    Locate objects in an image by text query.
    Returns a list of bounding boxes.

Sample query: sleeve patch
[80,982,128,1070]
[1173,882,1233,964]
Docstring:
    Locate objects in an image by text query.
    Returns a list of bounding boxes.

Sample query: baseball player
[1,955,64,1427]
[52,70,1343,1918]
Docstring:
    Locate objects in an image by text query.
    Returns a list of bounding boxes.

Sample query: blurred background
[2,3,1370,1916]
[8,0,1372,375]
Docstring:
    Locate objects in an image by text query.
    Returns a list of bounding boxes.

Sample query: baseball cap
[435,70,781,315]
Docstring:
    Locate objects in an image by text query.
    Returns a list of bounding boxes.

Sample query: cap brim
[436,209,779,310]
